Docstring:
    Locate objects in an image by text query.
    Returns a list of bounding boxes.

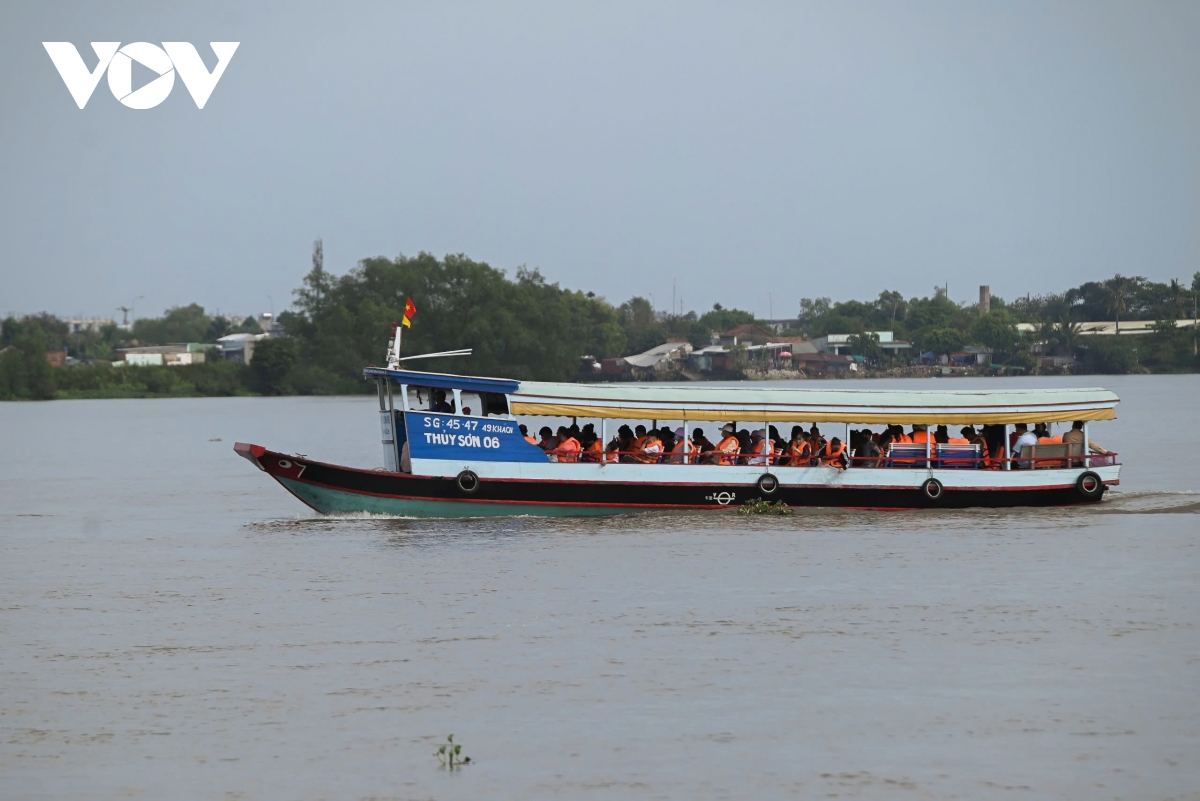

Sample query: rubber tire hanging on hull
[1075,471,1104,501]
[756,473,779,495]
[922,477,944,502]
[456,470,480,494]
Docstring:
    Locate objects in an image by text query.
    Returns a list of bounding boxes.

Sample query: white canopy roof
[509,382,1119,424]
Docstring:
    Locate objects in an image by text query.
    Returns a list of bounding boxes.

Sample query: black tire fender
[1076,471,1104,500]
[456,469,480,494]
[922,477,944,501]
[756,473,779,495]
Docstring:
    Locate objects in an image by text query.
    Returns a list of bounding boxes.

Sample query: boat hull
[236,443,1119,518]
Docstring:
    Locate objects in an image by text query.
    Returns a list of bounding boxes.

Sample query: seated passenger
[715,424,741,465]
[430,389,453,413]
[934,425,950,444]
[1012,423,1038,468]
[637,428,663,463]
[554,426,581,462]
[855,429,882,467]
[735,429,753,465]
[769,426,786,458]
[692,428,715,460]
[666,427,693,464]
[538,426,559,462]
[581,431,604,462]
[1036,423,1062,444]
[910,424,929,444]
[784,426,810,466]
[966,427,989,466]
[809,425,826,451]
[611,424,636,463]
[519,424,537,445]
[819,437,848,470]
[893,425,913,445]
[1061,420,1111,459]
[747,429,772,466]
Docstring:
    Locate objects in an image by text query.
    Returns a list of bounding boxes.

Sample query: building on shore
[1017,319,1199,337]
[116,343,214,366]
[216,332,269,364]
[811,331,912,359]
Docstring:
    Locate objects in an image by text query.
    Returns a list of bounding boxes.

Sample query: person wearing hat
[747,428,773,466]
[666,426,693,464]
[715,423,741,466]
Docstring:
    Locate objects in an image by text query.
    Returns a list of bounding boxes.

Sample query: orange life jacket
[819,441,846,466]
[523,435,537,445]
[636,436,662,464]
[556,436,581,463]
[911,430,929,444]
[786,440,811,466]
[716,435,740,465]
[748,438,773,466]
[1038,435,1062,444]
[581,439,603,462]
[667,438,693,463]
[895,433,913,444]
[987,443,1005,469]
[948,437,969,444]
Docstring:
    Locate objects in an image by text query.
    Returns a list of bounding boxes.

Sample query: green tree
[846,332,885,365]
[920,327,964,357]
[0,325,56,399]
[969,311,1019,355]
[131,304,212,344]
[251,338,298,395]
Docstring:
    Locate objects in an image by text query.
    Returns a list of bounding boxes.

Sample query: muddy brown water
[2,375,1197,800]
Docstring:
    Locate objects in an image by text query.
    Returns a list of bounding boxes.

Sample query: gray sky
[2,0,1197,322]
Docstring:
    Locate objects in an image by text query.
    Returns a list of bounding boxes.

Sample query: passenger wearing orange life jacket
[519,424,537,445]
[747,430,773,466]
[554,425,582,463]
[819,437,849,469]
[1036,422,1062,444]
[666,427,693,464]
[636,430,663,464]
[715,424,741,466]
[581,434,604,463]
[910,424,929,444]
[784,426,811,466]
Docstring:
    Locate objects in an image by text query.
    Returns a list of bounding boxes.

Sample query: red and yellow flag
[401,297,417,328]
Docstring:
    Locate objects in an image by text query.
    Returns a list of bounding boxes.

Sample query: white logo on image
[42,41,239,109]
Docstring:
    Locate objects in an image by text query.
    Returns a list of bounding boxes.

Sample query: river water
[2,375,1197,800]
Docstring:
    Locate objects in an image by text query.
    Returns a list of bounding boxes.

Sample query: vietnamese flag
[401,297,416,327]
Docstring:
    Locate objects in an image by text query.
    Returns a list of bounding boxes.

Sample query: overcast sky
[2,0,1196,322]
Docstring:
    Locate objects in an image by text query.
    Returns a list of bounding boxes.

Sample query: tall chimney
[979,285,991,315]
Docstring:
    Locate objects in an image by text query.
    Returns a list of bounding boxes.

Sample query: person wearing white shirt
[1013,423,1039,468]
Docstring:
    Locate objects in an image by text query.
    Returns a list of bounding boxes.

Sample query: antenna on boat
[397,349,473,362]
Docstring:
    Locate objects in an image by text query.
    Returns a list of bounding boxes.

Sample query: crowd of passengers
[517,420,1110,469]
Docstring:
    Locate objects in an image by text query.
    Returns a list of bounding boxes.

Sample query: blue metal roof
[363,367,520,395]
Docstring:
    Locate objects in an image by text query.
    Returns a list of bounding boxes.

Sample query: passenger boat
[235,343,1121,517]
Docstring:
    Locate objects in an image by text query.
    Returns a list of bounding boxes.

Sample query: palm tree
[1055,308,1083,356]
[1103,274,1136,334]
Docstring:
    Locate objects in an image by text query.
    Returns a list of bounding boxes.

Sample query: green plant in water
[739,499,794,516]
[435,734,470,768]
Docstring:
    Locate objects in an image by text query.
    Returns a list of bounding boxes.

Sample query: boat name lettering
[422,432,502,449]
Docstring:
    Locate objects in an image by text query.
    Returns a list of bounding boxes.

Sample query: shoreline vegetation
[3,253,1198,400]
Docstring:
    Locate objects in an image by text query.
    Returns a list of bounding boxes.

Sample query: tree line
[3,255,1198,400]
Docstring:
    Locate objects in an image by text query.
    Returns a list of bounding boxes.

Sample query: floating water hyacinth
[739,499,794,516]
[435,734,470,768]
